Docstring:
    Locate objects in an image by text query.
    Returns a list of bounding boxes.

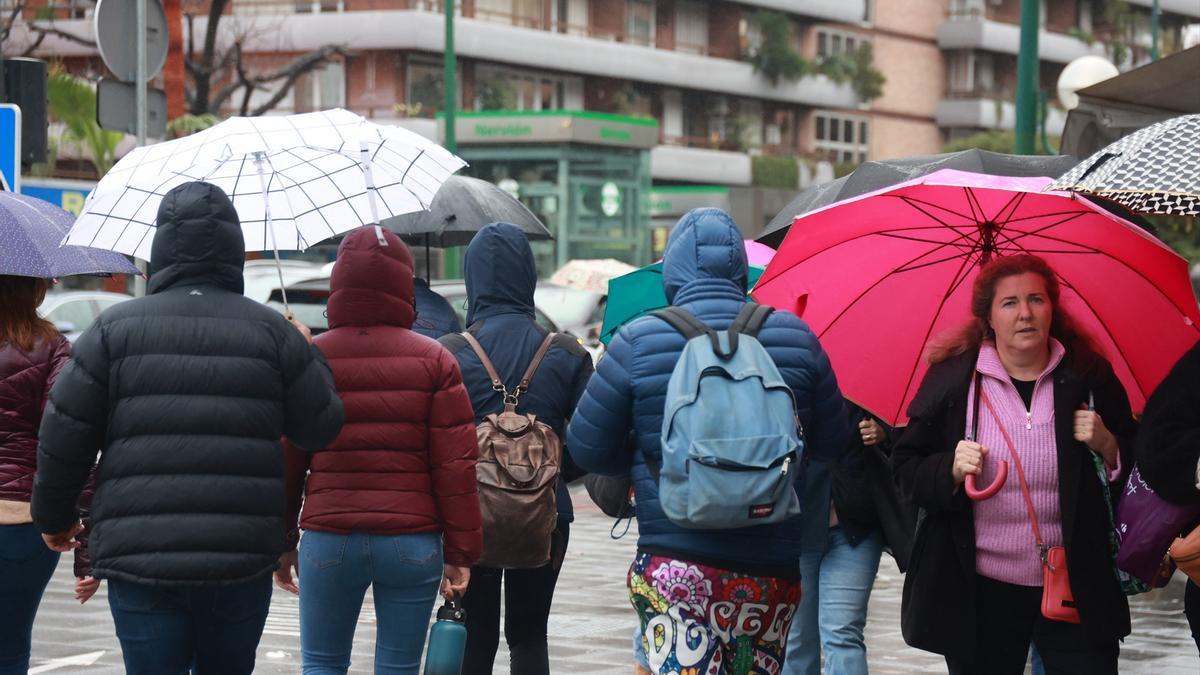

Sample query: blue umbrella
[0,192,139,278]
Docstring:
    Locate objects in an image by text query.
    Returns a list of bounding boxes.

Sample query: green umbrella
[599,263,766,345]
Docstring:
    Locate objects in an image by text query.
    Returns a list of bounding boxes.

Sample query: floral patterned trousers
[628,552,801,675]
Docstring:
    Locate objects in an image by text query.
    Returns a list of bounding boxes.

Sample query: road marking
[29,651,106,673]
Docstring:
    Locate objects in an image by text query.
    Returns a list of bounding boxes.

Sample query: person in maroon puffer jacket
[275,226,482,674]
[0,275,95,674]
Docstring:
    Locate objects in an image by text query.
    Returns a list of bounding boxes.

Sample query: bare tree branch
[1,0,25,46]
[19,30,46,57]
[26,22,97,48]
[248,45,349,117]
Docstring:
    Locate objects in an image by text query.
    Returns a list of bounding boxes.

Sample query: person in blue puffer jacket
[567,208,848,675]
[438,222,593,675]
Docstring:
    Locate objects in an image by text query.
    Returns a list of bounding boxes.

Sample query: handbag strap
[979,389,1047,560]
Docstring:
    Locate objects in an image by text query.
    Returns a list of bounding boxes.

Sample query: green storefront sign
[438,111,658,273]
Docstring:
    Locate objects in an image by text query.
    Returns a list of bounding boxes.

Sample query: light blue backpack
[650,303,803,529]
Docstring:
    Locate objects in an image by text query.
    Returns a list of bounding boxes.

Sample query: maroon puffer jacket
[284,227,482,566]
[1,333,70,503]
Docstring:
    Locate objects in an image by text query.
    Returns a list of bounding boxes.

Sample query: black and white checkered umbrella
[1049,114,1200,217]
[65,109,466,260]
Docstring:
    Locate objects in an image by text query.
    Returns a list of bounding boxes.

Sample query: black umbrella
[757,149,1079,248]
[381,175,554,273]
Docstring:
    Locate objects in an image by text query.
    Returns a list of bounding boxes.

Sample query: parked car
[265,278,565,340]
[38,291,131,342]
[243,259,327,303]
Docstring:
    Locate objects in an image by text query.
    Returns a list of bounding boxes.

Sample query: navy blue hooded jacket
[413,278,462,339]
[566,209,848,571]
[439,223,594,524]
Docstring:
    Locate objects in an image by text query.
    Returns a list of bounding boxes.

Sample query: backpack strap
[652,307,732,358]
[729,302,774,338]
[460,331,507,397]
[518,332,557,394]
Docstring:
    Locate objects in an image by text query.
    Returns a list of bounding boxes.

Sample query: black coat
[32,182,344,586]
[892,346,1136,662]
[1137,340,1200,506]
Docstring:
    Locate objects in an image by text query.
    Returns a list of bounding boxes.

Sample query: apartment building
[7,0,1198,266]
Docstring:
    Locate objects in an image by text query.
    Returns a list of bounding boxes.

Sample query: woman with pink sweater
[893,254,1137,675]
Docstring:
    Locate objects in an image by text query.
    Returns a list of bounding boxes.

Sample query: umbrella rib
[280,147,364,238]
[817,224,983,339]
[892,248,982,423]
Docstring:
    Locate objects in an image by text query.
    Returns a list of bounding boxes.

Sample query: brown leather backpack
[461,331,562,569]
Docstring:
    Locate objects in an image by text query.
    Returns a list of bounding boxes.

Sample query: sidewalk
[29,492,1199,673]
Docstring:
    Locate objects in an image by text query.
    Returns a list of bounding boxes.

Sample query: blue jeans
[108,574,273,675]
[0,523,60,675]
[785,527,883,675]
[299,531,443,675]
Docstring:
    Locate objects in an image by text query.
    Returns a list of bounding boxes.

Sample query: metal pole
[443,0,456,155]
[1151,0,1160,61]
[1014,0,1039,155]
[133,0,149,297]
[442,0,459,279]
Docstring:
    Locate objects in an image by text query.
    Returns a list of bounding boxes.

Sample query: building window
[948,0,985,20]
[814,112,869,165]
[738,15,764,59]
[557,0,588,35]
[675,0,708,55]
[293,62,345,113]
[407,58,444,117]
[475,0,543,26]
[816,28,867,59]
[626,0,654,46]
[475,65,578,111]
[234,0,344,14]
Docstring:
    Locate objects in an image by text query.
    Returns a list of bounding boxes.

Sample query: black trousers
[461,521,570,675]
[945,576,1119,675]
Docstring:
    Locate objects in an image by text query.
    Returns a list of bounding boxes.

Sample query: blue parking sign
[0,104,20,192]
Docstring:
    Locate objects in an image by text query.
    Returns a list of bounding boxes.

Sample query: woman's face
[988,272,1052,356]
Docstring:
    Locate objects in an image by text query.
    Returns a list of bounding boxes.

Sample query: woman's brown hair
[926,254,1100,364]
[0,275,57,351]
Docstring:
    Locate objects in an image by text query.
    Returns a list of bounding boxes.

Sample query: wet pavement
[29,488,1199,673]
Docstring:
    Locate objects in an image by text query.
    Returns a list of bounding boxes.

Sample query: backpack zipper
[691,451,797,473]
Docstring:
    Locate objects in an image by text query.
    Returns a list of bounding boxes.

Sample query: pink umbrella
[744,239,776,267]
[752,169,1200,426]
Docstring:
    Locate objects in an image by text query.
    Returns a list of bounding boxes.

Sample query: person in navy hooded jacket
[567,208,848,674]
[439,222,594,675]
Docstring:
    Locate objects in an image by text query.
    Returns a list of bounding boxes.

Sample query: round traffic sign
[94,0,169,82]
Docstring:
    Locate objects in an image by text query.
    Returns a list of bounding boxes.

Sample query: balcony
[737,0,866,24]
[9,8,858,110]
[936,97,1067,135]
[651,145,753,186]
[938,16,1107,64]
[1126,0,1200,19]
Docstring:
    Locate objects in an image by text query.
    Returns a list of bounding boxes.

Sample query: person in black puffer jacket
[31,181,344,675]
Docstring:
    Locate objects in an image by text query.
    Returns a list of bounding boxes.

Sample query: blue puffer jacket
[413,278,462,339]
[566,209,848,569]
[439,223,594,524]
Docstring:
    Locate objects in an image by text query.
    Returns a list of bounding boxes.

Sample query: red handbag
[981,392,1081,624]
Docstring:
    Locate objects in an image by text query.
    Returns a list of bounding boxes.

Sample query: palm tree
[47,71,124,176]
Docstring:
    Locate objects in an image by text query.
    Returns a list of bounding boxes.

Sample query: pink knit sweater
[969,342,1066,587]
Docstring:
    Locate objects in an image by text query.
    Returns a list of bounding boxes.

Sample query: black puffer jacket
[32,181,344,586]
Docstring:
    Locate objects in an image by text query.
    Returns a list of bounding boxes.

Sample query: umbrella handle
[254,152,290,319]
[965,460,1008,500]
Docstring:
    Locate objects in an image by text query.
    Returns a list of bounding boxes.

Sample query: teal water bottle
[423,595,467,675]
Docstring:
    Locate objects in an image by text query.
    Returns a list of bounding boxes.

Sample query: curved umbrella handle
[965,460,1009,500]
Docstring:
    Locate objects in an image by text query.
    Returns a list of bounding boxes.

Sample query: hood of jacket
[463,222,536,325]
[662,208,748,305]
[147,181,245,295]
[327,225,415,329]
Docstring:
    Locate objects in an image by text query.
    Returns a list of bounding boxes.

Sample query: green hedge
[752,155,799,190]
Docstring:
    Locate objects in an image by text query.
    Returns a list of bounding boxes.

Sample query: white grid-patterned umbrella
[1048,114,1200,217]
[65,109,465,260]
